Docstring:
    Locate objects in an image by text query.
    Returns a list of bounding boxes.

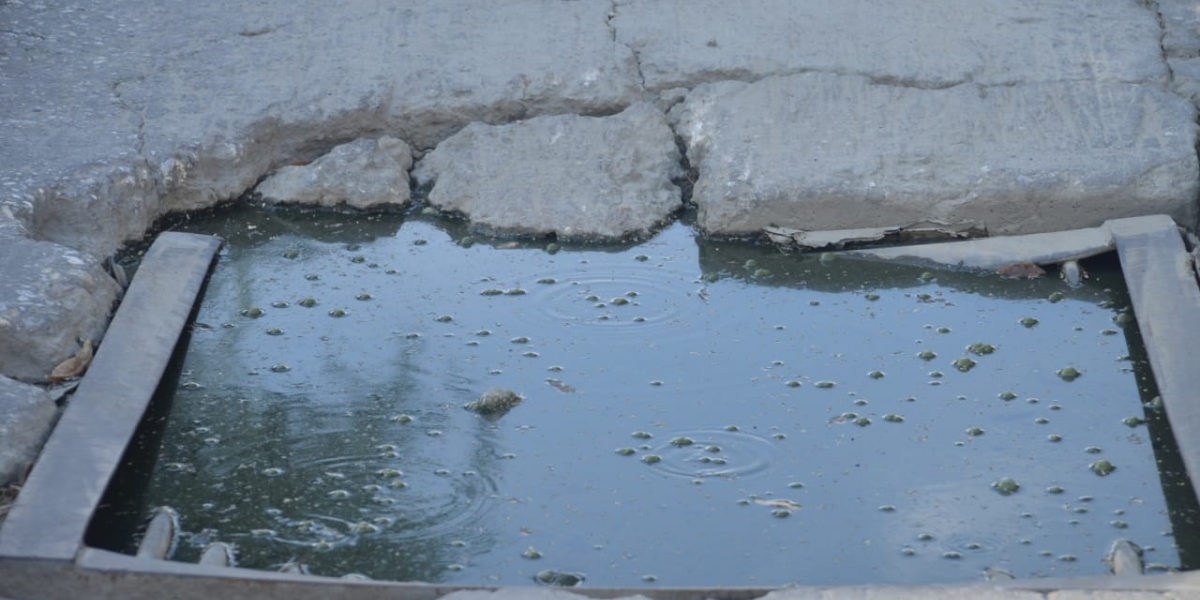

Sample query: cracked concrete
[4,0,1200,596]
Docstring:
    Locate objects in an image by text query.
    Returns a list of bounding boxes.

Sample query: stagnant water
[94,204,1200,587]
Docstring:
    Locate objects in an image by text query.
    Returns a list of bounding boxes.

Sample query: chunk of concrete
[671,73,1199,237]
[413,103,682,241]
[0,234,121,382]
[613,0,1169,90]
[0,376,59,486]
[255,137,413,210]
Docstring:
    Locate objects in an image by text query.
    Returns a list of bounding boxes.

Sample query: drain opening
[88,204,1200,587]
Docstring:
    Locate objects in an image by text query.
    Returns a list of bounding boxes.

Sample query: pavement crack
[110,77,147,156]
[0,28,46,40]
[1139,0,1176,84]
[606,0,646,91]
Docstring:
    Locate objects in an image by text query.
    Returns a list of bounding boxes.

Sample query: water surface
[101,205,1197,587]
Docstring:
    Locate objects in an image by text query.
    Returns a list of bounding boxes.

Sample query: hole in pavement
[87,203,1200,587]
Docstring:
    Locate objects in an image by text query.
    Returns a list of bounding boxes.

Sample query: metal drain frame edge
[4,219,1200,599]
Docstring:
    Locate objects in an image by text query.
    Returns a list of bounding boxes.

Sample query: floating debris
[753,498,801,510]
[535,570,585,587]
[983,567,1015,581]
[1056,366,1082,381]
[464,388,523,417]
[996,262,1045,279]
[992,477,1020,495]
[135,506,180,559]
[1090,459,1116,476]
[1105,539,1144,576]
[49,339,94,382]
[199,542,235,567]
[546,378,575,393]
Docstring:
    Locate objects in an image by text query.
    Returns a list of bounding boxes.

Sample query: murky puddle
[94,204,1199,587]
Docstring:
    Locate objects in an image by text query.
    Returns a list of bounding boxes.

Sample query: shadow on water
[1120,314,1200,569]
[92,204,1200,587]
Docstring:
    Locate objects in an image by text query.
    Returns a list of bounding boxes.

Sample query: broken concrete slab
[112,0,643,231]
[0,376,58,487]
[413,102,682,242]
[764,221,982,251]
[0,234,121,382]
[841,222,1118,270]
[1,1,644,258]
[671,73,1199,238]
[613,0,1170,91]
[255,137,413,210]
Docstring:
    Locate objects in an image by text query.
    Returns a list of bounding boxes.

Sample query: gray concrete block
[414,103,682,242]
[671,73,1199,237]
[0,376,58,487]
[256,136,413,210]
[613,0,1169,90]
[0,234,121,382]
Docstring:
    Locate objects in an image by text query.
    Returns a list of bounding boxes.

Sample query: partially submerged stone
[256,137,413,210]
[671,73,1198,237]
[465,388,523,416]
[413,103,682,242]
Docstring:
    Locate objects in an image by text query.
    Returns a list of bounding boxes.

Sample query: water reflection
[98,205,1199,586]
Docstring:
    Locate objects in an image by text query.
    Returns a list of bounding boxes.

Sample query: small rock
[256,136,413,210]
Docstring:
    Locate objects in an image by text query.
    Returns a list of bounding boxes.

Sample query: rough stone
[0,234,121,382]
[671,73,1199,237]
[255,136,413,210]
[413,102,682,241]
[0,376,58,486]
[613,0,1169,91]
